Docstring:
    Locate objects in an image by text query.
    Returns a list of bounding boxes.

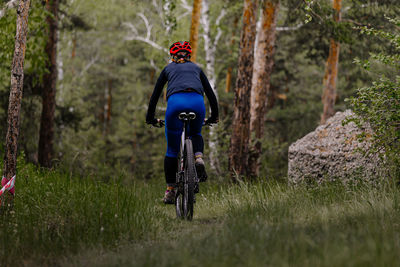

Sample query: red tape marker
[0,176,16,197]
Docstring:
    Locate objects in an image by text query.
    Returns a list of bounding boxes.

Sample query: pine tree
[320,0,341,124]
[248,0,279,177]
[229,0,259,179]
[38,0,59,167]
[190,0,202,62]
[2,0,31,198]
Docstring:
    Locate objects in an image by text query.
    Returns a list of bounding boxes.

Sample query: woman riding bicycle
[146,41,219,204]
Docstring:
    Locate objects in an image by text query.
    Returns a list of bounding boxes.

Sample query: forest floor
[1,162,400,266]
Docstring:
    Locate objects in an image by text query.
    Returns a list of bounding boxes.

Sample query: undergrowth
[0,160,171,266]
[64,179,400,267]
[2,159,400,267]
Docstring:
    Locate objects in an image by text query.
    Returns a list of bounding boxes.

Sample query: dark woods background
[0,0,398,181]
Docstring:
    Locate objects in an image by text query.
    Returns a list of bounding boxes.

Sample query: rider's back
[164,61,203,98]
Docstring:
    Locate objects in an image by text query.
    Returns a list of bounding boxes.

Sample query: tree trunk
[320,0,341,124]
[71,33,76,59]
[225,67,232,93]
[2,0,31,196]
[104,79,112,135]
[248,0,279,177]
[201,0,225,174]
[189,0,202,62]
[38,0,59,168]
[229,0,259,179]
[224,17,239,93]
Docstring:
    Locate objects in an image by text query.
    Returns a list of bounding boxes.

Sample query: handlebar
[150,118,217,128]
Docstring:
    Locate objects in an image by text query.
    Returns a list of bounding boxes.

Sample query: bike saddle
[178,112,196,121]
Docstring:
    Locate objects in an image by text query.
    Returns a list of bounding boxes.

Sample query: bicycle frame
[178,112,196,174]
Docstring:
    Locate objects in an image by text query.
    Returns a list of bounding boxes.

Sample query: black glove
[147,118,164,128]
[204,117,219,125]
[146,118,157,125]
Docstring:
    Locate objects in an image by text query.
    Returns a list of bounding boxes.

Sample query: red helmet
[169,41,192,55]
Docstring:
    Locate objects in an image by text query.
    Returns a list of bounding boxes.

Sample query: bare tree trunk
[225,67,232,93]
[2,0,31,198]
[320,0,341,124]
[224,17,239,93]
[229,0,259,179]
[248,0,279,177]
[38,0,59,168]
[71,33,76,59]
[190,0,202,62]
[201,0,225,174]
[106,79,112,135]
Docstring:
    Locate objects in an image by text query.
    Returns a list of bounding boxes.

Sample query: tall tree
[189,0,202,62]
[229,0,259,179]
[224,16,239,93]
[320,0,341,124]
[200,0,226,173]
[38,0,59,167]
[103,78,112,135]
[2,0,31,198]
[248,0,279,177]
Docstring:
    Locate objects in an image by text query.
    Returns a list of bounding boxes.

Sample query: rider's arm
[146,68,168,123]
[200,70,219,122]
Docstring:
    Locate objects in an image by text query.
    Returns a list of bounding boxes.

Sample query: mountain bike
[174,111,198,221]
[154,112,212,221]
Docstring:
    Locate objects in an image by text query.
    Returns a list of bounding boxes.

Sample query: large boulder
[288,110,382,184]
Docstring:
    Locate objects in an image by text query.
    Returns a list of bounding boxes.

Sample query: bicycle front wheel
[183,139,196,220]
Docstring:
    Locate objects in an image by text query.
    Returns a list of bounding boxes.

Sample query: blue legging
[165,92,206,158]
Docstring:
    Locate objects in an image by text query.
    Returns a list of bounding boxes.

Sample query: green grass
[0,162,173,266]
[2,161,400,266]
[63,180,400,267]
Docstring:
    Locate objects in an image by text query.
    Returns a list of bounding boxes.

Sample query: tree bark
[189,0,202,62]
[248,0,279,177]
[38,0,59,168]
[229,0,259,179]
[201,0,225,174]
[320,0,341,124]
[225,67,232,93]
[104,79,112,135]
[224,17,239,93]
[3,0,31,189]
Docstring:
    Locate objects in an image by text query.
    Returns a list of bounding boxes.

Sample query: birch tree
[189,0,202,62]
[229,0,259,179]
[38,0,59,167]
[2,0,31,199]
[248,0,279,177]
[199,0,226,173]
[320,0,341,124]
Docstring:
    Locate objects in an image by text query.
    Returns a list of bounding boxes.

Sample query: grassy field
[1,162,400,266]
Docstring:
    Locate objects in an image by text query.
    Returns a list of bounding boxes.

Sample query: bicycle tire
[175,191,183,218]
[176,159,184,219]
[183,139,196,220]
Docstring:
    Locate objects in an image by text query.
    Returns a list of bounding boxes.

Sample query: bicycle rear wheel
[183,139,196,220]
[176,160,184,219]
[175,191,184,218]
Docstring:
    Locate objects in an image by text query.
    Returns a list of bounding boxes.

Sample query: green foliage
[346,17,400,178]
[1,0,398,180]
